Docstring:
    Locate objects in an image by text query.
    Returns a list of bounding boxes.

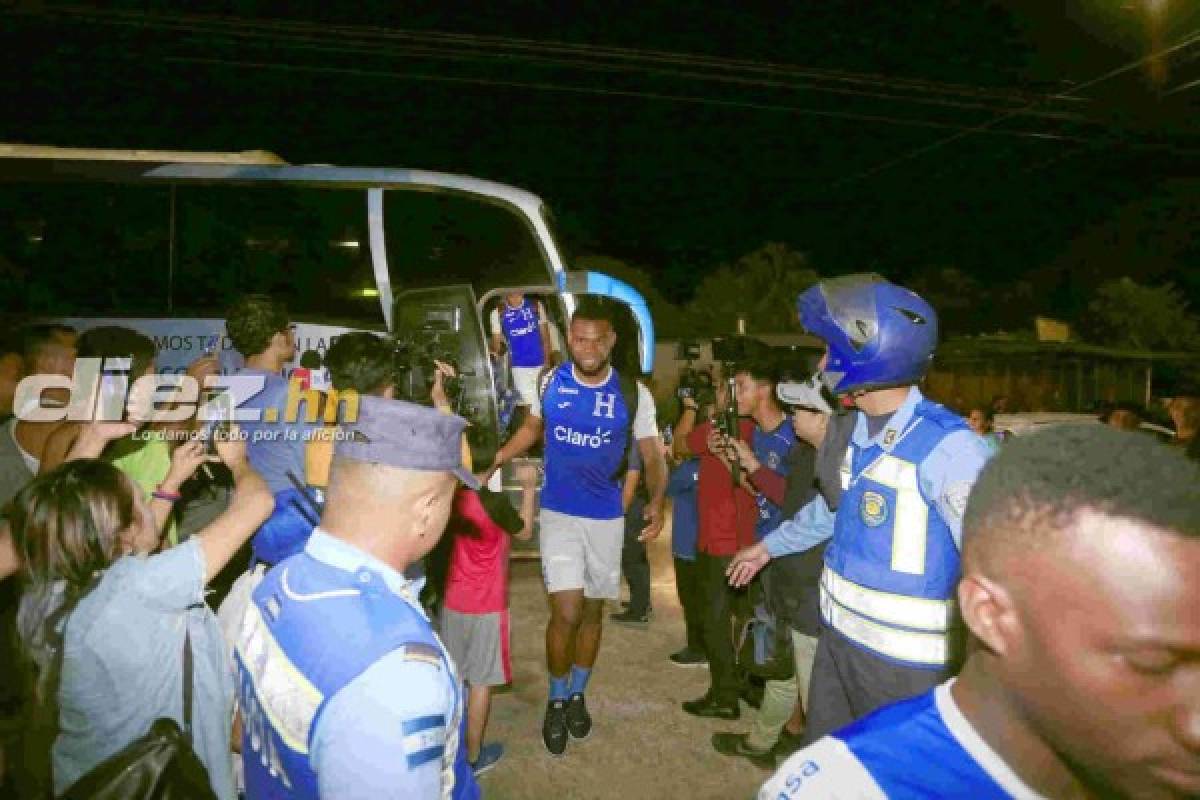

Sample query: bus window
[383,189,552,297]
[173,185,380,324]
[0,183,170,315]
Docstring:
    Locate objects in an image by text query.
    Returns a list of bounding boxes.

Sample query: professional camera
[673,339,715,407]
[391,304,464,406]
[677,366,715,405]
[710,335,770,367]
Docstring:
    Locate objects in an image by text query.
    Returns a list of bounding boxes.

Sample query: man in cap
[762,425,1200,799]
[780,274,991,743]
[235,395,481,800]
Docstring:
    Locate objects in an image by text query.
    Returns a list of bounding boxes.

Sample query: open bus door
[389,271,657,473]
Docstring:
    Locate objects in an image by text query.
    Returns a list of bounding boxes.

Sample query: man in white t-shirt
[762,425,1200,800]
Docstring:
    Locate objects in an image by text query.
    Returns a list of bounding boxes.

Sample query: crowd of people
[0,275,1196,799]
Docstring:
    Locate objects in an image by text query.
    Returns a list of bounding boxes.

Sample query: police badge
[861,490,889,527]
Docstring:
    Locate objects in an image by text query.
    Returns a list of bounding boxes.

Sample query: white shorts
[539,509,624,599]
[511,365,542,407]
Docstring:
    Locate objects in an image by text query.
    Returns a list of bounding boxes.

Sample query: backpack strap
[536,364,557,415]
[611,371,642,481]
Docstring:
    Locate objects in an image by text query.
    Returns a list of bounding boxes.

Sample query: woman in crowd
[9,421,272,799]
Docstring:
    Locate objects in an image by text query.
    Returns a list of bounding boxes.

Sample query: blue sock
[549,674,570,702]
[568,665,591,696]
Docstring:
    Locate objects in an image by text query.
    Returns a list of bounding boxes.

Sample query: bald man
[762,425,1200,799]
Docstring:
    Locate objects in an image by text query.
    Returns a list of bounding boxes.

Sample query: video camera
[391,303,464,406]
[672,340,714,408]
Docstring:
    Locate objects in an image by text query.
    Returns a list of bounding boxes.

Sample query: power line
[161,54,1085,143]
[24,4,1093,124]
[830,28,1200,189]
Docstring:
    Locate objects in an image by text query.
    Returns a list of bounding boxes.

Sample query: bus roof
[0,142,550,217]
[0,143,287,165]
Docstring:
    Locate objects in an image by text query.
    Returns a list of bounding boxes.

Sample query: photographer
[307,332,464,488]
[674,364,758,721]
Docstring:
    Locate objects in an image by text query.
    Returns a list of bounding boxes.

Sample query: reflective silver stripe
[430,627,460,800]
[860,454,928,575]
[839,447,852,491]
[821,567,951,632]
[236,601,324,755]
[821,582,948,666]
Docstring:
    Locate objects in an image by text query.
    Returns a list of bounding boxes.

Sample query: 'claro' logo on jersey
[553,425,613,449]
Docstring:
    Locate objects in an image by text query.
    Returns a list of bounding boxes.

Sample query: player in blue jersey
[763,425,1200,799]
[235,397,482,800]
[482,298,666,756]
[765,275,991,744]
[489,293,560,413]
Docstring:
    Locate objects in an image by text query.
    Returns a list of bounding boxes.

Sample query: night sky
[3,1,1199,321]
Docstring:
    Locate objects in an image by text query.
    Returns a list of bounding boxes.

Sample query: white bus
[0,144,655,470]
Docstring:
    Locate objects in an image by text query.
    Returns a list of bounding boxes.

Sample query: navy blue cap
[335,395,479,489]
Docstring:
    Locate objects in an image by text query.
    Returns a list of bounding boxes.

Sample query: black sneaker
[565,692,592,740]
[712,732,776,770]
[668,648,708,667]
[542,699,569,756]
[610,608,651,629]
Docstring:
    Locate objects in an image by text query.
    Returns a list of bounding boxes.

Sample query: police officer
[235,395,482,799]
[788,274,990,743]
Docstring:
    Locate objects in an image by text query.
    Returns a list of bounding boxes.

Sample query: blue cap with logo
[335,395,480,489]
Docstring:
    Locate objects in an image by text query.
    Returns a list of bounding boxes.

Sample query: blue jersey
[752,417,796,539]
[236,531,478,800]
[499,298,545,368]
[538,364,631,520]
[760,682,1044,799]
[822,388,991,669]
[233,368,318,495]
[667,459,700,560]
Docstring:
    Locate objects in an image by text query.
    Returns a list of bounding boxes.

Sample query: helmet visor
[818,273,885,352]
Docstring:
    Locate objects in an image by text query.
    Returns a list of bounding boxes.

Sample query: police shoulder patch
[401,713,446,769]
[942,481,972,520]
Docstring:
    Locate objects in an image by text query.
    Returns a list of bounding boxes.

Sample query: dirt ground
[480,517,769,800]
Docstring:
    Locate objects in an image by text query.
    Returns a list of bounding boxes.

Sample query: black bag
[736,596,795,682]
[51,608,218,800]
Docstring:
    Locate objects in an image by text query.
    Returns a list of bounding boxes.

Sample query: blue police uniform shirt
[536,363,633,520]
[667,459,701,560]
[762,493,836,559]
[499,298,545,368]
[752,417,796,539]
[822,387,991,669]
[237,530,479,800]
[760,680,1047,800]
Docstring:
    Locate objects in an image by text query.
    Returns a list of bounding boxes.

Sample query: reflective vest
[822,401,966,669]
[235,551,476,800]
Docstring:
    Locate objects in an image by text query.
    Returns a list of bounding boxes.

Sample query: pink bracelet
[152,488,182,503]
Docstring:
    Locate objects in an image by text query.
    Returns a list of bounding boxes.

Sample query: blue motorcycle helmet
[797,273,938,395]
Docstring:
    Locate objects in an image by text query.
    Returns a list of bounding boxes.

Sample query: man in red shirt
[673,376,758,720]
